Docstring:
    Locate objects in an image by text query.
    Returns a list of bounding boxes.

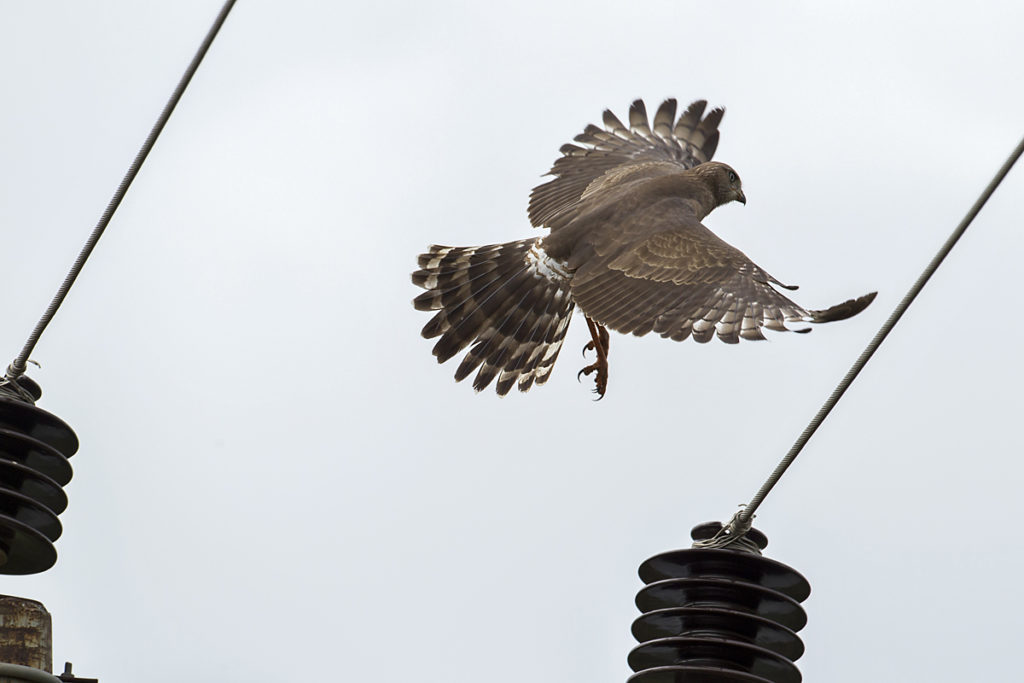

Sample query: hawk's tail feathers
[412,239,575,395]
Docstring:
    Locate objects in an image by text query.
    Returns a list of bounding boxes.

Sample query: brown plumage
[413,98,876,396]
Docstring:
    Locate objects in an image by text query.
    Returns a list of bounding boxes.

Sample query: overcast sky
[2,2,1023,682]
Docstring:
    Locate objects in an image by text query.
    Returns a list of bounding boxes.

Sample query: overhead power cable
[706,133,1024,538]
[4,0,237,384]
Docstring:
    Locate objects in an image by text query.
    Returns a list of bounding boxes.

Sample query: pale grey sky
[2,2,1023,681]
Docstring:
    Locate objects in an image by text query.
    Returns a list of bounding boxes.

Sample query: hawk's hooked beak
[735,189,746,205]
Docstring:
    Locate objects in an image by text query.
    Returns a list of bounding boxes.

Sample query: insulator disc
[0,397,78,456]
[639,549,810,602]
[0,513,57,574]
[10,376,43,402]
[0,458,68,514]
[628,664,782,683]
[0,429,73,486]
[0,387,78,575]
[628,637,800,683]
[631,607,804,660]
[0,488,61,541]
[635,578,806,632]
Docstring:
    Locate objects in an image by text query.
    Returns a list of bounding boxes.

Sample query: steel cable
[734,133,1024,527]
[4,0,237,383]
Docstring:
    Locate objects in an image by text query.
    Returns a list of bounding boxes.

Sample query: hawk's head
[695,161,746,207]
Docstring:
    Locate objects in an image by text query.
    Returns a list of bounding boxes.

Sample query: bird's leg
[578,316,610,398]
[582,320,610,358]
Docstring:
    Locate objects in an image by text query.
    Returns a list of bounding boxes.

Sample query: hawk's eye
[728,171,737,183]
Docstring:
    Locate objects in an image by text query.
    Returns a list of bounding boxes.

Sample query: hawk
[412,98,875,397]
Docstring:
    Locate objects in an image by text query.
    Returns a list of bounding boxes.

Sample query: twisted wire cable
[4,0,237,383]
[738,134,1024,525]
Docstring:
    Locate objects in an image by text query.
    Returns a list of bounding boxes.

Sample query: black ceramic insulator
[0,377,78,574]
[628,523,810,683]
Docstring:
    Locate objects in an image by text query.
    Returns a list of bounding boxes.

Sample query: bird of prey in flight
[412,98,875,397]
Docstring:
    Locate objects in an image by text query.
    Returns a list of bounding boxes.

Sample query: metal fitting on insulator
[0,376,78,575]
[628,522,810,683]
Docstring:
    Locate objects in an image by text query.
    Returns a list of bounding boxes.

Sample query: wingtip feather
[811,291,878,323]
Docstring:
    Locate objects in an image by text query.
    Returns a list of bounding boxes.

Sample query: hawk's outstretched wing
[528,99,724,230]
[568,196,876,343]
